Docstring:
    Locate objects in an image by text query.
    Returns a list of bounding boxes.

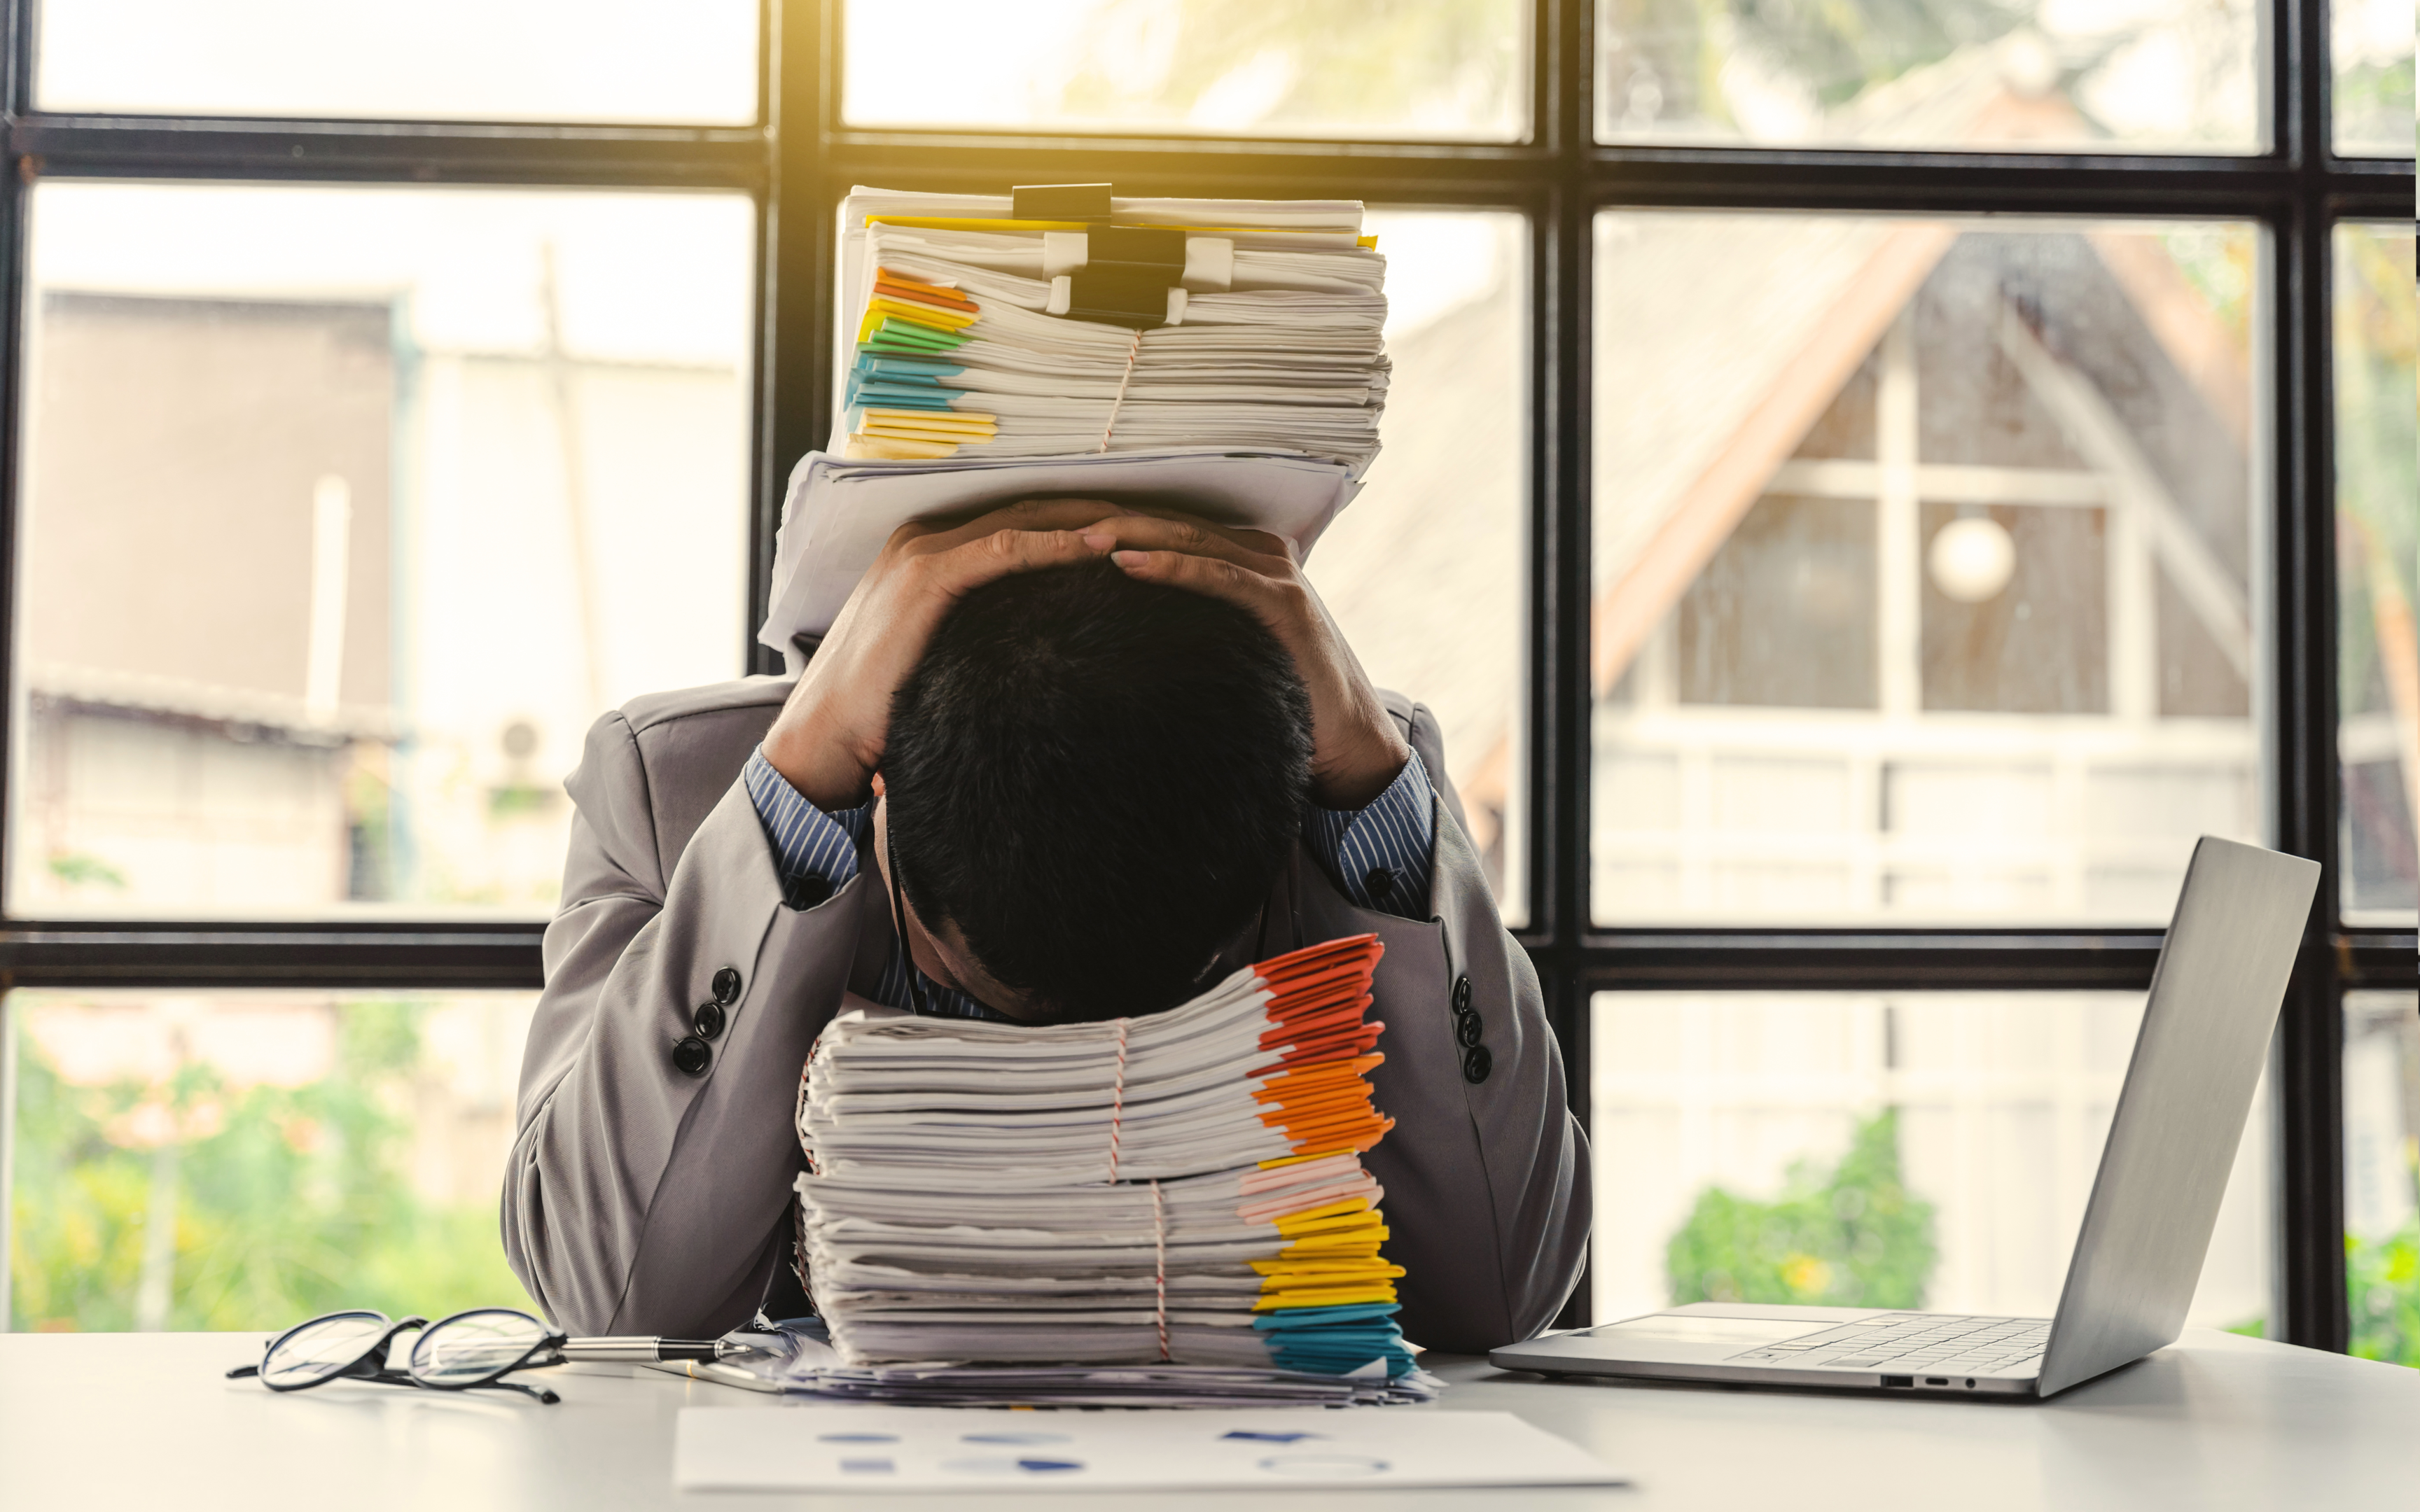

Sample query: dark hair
[883,559,1313,1021]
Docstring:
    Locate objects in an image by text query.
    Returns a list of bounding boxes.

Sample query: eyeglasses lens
[260,1312,391,1389]
[409,1310,547,1387]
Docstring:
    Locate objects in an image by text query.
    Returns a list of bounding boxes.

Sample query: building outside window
[0,1,2411,1366]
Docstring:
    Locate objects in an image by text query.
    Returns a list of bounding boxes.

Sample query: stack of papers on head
[788,934,1441,1406]
[753,186,1391,653]
[830,187,1387,468]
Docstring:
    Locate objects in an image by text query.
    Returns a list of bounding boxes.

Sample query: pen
[557,1337,742,1363]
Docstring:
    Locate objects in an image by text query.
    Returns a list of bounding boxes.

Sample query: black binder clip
[1015,184,1189,330]
[1012,182,1113,223]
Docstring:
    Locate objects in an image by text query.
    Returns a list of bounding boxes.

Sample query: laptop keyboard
[1726,1313,2050,1376]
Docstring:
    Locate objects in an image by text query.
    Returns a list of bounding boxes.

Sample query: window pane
[2345,992,2419,1367]
[1591,993,2271,1331]
[842,0,1527,141]
[5,990,535,1331]
[12,183,754,918]
[1308,212,1528,923]
[2334,225,2419,925]
[2333,0,2417,157]
[36,0,758,123]
[1593,214,2263,925]
[1597,0,2260,152]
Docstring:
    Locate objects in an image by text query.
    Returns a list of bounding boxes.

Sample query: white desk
[4,1329,2411,1509]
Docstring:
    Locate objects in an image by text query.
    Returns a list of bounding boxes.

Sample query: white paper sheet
[673,1406,1627,1492]
[754,449,1357,657]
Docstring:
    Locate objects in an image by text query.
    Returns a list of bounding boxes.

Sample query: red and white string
[1096,331,1143,453]
[1106,1016,1129,1182]
[1150,1178,1170,1362]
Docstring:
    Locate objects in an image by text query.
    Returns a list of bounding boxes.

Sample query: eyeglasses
[226,1308,569,1404]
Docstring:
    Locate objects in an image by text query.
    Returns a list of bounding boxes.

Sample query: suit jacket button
[693,1000,727,1041]
[1456,1012,1484,1048]
[1461,1044,1492,1084]
[1452,975,1473,1014]
[672,1036,712,1076]
[712,966,744,1004]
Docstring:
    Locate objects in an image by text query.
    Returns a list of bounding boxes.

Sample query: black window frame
[0,0,2408,1349]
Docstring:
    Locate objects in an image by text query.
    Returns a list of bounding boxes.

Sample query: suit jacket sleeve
[1307,694,1592,1352]
[500,708,865,1336]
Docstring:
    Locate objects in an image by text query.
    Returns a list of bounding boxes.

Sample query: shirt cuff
[1303,748,1437,918]
[742,746,871,911]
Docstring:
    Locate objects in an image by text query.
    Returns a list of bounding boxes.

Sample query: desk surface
[4,1329,2412,1510]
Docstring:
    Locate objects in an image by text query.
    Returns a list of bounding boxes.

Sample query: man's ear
[870,771,887,797]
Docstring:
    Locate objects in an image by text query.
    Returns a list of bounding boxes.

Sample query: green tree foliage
[2227,1217,2420,1368]
[1727,0,2023,108]
[2334,57,2417,157]
[1055,0,1520,134]
[1602,0,2024,132]
[2332,230,2417,722]
[8,1000,530,1332]
[1667,1108,1939,1308]
[2348,1217,2420,1367]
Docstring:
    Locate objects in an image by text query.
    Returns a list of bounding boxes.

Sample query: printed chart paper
[673,1406,1627,1492]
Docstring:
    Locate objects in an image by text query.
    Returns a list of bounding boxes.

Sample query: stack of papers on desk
[786,934,1441,1407]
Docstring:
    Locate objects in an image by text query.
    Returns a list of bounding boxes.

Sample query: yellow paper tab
[1258,1147,1357,1170]
[844,436,959,460]
[1252,1259,1406,1280]
[861,426,995,447]
[868,214,1374,250]
[856,304,978,345]
[869,214,1094,234]
[1253,1286,1398,1311]
[1281,1231,1387,1254]
[857,421,973,437]
[859,406,996,427]
[865,297,980,329]
[1270,1199,1375,1236]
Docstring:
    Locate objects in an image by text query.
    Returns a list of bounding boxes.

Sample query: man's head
[879,557,1312,1023]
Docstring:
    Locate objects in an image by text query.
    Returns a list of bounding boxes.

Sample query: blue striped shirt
[741,746,1435,1023]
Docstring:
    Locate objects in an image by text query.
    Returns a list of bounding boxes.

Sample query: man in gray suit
[503,498,1588,1352]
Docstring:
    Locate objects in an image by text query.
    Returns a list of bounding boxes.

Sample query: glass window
[842,0,1527,141]
[11,183,755,918]
[36,0,759,124]
[1591,993,2271,1330]
[1594,214,2263,924]
[1597,0,2260,153]
[2334,225,2418,925]
[2344,991,2419,1366]
[2332,0,2416,158]
[1307,211,1528,921]
[5,990,536,1331]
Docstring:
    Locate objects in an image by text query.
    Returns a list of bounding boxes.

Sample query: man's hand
[761,498,1121,808]
[1084,512,1412,810]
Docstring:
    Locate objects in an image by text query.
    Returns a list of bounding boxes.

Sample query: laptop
[1491,835,2320,1400]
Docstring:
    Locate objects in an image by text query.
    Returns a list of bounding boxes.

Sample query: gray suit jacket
[503,673,1589,1352]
